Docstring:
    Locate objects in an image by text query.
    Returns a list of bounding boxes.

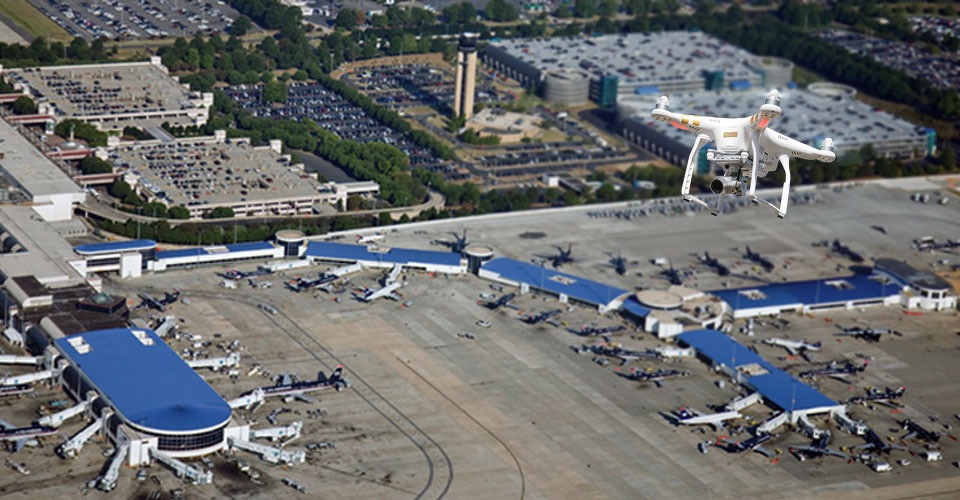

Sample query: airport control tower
[453,33,479,119]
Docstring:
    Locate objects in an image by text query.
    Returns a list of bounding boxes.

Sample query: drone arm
[763,129,836,163]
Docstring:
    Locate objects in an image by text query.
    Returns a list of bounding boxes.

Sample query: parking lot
[345,64,511,113]
[28,0,240,40]
[225,81,454,174]
[816,28,960,90]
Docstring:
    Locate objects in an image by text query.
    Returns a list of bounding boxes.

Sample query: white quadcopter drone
[650,90,836,218]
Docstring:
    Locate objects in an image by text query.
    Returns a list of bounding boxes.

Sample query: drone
[650,90,836,218]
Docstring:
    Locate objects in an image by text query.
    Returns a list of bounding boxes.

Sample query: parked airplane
[482,292,516,310]
[659,263,686,285]
[523,309,562,325]
[251,365,348,400]
[762,337,821,357]
[614,367,690,387]
[698,251,730,276]
[356,232,385,244]
[0,384,33,397]
[798,360,868,381]
[846,386,906,407]
[0,419,56,452]
[219,268,271,280]
[789,431,848,461]
[743,246,774,272]
[355,282,402,302]
[433,229,469,253]
[673,407,742,428]
[610,252,628,276]
[580,342,661,364]
[578,325,626,337]
[137,289,181,312]
[287,273,339,293]
[835,327,902,343]
[856,428,907,454]
[548,244,574,268]
[717,432,775,457]
[899,419,942,443]
[831,239,864,263]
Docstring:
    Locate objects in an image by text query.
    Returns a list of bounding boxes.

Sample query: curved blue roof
[156,242,277,261]
[678,329,838,412]
[710,274,902,312]
[621,296,652,319]
[55,328,231,433]
[481,257,627,307]
[305,241,462,267]
[75,239,157,255]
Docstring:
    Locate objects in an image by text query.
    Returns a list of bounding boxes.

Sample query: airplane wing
[294,394,318,404]
[785,346,797,356]
[753,446,775,458]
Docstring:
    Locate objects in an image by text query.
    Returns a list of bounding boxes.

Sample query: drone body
[650,90,836,218]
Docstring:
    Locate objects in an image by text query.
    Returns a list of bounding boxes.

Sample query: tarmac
[2,177,960,499]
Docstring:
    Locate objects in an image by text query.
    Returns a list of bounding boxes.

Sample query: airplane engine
[711,176,744,196]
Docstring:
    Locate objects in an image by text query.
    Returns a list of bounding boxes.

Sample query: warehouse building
[2,57,212,130]
[482,32,764,104]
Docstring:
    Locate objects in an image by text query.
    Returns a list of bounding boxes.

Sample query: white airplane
[356,281,402,302]
[383,264,402,286]
[356,232,385,244]
[762,337,822,356]
[674,407,742,428]
[0,419,55,452]
[650,90,836,218]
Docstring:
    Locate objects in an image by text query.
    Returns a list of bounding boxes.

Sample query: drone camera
[710,176,744,196]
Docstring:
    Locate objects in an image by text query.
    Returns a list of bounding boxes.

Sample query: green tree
[262,80,287,103]
[168,206,191,219]
[79,155,113,174]
[11,96,37,115]
[484,0,518,21]
[55,119,107,147]
[228,15,253,36]
[204,206,235,219]
[941,148,957,170]
[574,0,597,18]
[336,9,360,30]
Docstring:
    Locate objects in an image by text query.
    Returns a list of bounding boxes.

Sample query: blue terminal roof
[55,328,232,433]
[710,274,902,311]
[678,329,838,412]
[481,257,627,307]
[621,296,652,319]
[75,239,157,255]
[304,241,462,267]
[156,241,277,261]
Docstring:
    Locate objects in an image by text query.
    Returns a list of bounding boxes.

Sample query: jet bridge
[726,392,762,412]
[228,388,264,410]
[0,355,42,366]
[57,409,111,458]
[757,411,789,434]
[149,448,213,485]
[39,391,98,428]
[187,352,240,371]
[97,441,129,492]
[0,367,60,386]
[227,437,305,466]
[251,421,302,442]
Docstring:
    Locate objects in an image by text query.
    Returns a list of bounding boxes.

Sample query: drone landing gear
[750,154,791,219]
[681,134,719,216]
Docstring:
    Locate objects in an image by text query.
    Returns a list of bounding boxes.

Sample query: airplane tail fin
[329,364,344,383]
